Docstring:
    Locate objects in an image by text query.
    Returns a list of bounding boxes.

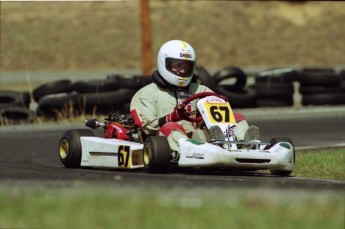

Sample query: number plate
[118,145,131,168]
[203,102,235,124]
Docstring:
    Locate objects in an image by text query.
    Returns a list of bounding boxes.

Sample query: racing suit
[130,70,249,152]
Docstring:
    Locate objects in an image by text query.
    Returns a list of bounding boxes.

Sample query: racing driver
[130,40,260,152]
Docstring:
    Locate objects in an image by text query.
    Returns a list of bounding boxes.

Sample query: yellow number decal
[204,103,234,124]
[118,145,130,167]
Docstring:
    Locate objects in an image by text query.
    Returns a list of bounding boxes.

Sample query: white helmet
[157,40,196,87]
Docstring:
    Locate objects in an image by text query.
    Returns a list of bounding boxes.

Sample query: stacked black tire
[252,68,298,107]
[3,66,344,124]
[298,68,345,106]
[194,65,257,108]
[35,75,151,119]
[0,90,36,125]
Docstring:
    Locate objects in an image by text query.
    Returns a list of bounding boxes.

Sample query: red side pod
[233,112,246,122]
[104,122,129,140]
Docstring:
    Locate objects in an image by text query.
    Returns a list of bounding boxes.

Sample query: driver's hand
[166,106,189,122]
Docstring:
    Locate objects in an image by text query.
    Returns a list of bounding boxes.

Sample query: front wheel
[59,129,94,168]
[143,136,171,173]
[269,137,295,176]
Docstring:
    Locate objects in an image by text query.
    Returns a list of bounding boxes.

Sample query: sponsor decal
[273,146,284,154]
[180,53,192,59]
[114,125,123,133]
[186,152,205,159]
[225,125,236,140]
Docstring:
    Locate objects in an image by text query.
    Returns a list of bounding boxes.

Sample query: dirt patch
[1,1,344,71]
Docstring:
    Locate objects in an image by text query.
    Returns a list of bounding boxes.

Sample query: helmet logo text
[180,53,192,59]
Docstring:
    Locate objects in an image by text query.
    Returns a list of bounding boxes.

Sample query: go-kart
[59,92,295,176]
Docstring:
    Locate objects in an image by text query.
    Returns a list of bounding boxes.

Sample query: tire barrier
[37,93,81,119]
[0,90,35,125]
[32,79,74,102]
[299,68,340,87]
[212,66,257,108]
[302,93,345,106]
[106,74,152,90]
[3,66,344,124]
[298,68,345,106]
[253,68,298,107]
[73,79,120,93]
[37,89,136,119]
[193,65,219,92]
[78,89,136,114]
[213,66,247,89]
[340,70,345,92]
[215,86,258,108]
[0,90,31,108]
[0,106,36,125]
[254,68,298,84]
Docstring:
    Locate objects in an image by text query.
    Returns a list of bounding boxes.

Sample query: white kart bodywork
[77,95,294,173]
[178,138,294,171]
[79,136,294,172]
[80,137,145,169]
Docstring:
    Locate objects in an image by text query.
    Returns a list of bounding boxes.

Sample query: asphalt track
[0,106,344,190]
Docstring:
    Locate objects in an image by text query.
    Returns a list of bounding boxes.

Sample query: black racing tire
[73,79,120,93]
[252,83,294,96]
[33,79,74,102]
[215,86,258,108]
[143,136,171,173]
[269,137,295,176]
[0,90,29,108]
[59,129,94,168]
[213,66,247,88]
[255,68,299,83]
[298,71,340,87]
[0,106,36,125]
[193,65,218,91]
[302,93,345,106]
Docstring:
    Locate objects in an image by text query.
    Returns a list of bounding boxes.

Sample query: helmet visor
[165,58,195,78]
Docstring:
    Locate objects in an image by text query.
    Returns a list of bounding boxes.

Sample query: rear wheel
[269,137,295,176]
[143,136,171,173]
[59,129,94,168]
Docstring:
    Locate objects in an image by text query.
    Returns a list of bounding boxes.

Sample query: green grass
[0,186,343,229]
[293,149,344,180]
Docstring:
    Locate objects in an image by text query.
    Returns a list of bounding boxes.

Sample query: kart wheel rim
[59,139,69,159]
[143,144,150,166]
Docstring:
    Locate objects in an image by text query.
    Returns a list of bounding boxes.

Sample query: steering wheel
[177,92,228,122]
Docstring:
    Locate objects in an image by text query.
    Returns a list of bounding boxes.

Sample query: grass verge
[0,186,343,229]
[293,149,344,181]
